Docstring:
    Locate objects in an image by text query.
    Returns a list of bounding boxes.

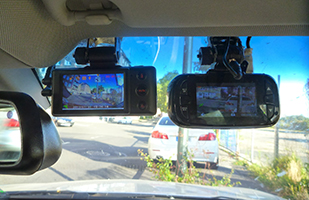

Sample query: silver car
[53,117,75,127]
[148,116,219,169]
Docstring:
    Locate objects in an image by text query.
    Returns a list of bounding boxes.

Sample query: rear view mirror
[168,71,280,128]
[0,92,62,175]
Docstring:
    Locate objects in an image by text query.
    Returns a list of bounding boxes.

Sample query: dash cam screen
[196,84,257,117]
[62,73,124,110]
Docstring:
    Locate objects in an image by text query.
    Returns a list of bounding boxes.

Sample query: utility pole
[176,37,193,176]
[274,75,280,159]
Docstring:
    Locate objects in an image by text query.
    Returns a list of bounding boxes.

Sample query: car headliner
[0,0,309,69]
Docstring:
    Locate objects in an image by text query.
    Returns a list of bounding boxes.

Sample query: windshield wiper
[6,191,245,200]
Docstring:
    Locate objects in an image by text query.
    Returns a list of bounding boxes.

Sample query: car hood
[0,179,283,199]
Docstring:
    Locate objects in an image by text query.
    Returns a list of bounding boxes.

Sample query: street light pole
[274,75,280,159]
[176,37,193,177]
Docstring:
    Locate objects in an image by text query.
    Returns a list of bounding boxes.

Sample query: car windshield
[2,36,309,199]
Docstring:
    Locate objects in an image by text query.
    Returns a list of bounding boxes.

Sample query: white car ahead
[119,117,132,124]
[112,117,133,124]
[148,116,219,169]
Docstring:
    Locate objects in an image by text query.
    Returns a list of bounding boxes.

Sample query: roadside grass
[233,159,249,167]
[233,153,309,200]
[138,149,240,187]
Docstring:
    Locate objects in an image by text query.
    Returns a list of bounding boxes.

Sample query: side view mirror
[0,92,61,175]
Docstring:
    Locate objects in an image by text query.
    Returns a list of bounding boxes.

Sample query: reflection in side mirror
[0,103,21,163]
[0,92,62,175]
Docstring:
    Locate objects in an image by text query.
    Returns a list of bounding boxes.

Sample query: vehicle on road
[148,116,219,169]
[113,117,133,124]
[53,117,75,127]
[119,117,133,124]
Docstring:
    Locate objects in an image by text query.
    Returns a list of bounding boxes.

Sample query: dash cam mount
[197,37,249,80]
[73,37,121,67]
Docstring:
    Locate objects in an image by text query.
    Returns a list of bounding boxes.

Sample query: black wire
[237,37,243,51]
[223,37,230,62]
[246,36,252,48]
[87,38,90,49]
[222,37,242,80]
[222,37,231,71]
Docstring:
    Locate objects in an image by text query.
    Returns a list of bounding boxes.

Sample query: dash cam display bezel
[52,66,157,116]
[168,72,280,128]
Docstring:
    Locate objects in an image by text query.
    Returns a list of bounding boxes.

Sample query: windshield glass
[1,36,309,199]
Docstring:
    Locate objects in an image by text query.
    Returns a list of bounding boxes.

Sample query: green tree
[278,115,309,130]
[91,88,97,94]
[98,85,105,94]
[157,71,179,113]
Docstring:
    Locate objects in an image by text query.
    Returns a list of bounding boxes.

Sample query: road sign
[95,76,101,83]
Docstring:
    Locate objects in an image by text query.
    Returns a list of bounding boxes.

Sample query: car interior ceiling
[0,0,308,108]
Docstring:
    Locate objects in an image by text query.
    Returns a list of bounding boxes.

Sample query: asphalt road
[0,118,268,192]
[67,94,113,107]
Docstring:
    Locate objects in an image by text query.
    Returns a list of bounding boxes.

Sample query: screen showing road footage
[196,84,257,117]
[62,73,124,110]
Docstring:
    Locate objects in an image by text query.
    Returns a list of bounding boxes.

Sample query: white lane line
[62,142,70,145]
[130,139,139,147]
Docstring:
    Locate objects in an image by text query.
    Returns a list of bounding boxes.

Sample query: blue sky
[121,36,309,117]
[121,36,309,81]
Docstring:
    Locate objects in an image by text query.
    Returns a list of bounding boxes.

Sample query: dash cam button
[264,94,274,104]
[266,87,273,95]
[138,101,147,110]
[180,81,188,95]
[137,72,147,80]
[180,106,189,119]
[265,81,273,95]
[267,105,274,118]
[136,85,148,96]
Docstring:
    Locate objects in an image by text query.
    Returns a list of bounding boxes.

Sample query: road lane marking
[49,167,74,181]
[62,142,70,145]
[130,139,139,147]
